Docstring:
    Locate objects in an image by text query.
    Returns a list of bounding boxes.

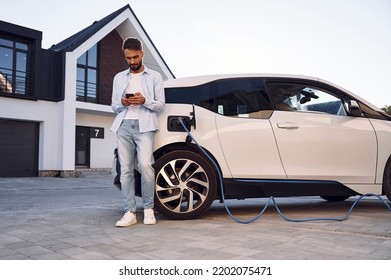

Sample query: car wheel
[154,150,217,219]
[383,157,391,201]
[320,195,350,202]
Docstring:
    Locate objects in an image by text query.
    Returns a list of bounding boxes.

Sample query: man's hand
[121,92,145,106]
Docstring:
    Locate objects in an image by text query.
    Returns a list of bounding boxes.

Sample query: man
[110,37,165,227]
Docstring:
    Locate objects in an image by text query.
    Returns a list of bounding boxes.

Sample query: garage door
[0,119,39,177]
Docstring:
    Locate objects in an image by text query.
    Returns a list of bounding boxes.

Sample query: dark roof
[0,20,42,40]
[48,4,175,78]
[49,5,129,52]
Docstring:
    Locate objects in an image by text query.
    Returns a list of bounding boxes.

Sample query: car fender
[155,104,232,178]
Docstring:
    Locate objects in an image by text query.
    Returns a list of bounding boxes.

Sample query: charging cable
[178,118,391,224]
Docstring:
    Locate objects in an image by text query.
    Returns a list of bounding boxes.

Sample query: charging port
[167,116,191,132]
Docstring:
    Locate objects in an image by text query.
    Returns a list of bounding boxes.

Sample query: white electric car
[136,74,391,220]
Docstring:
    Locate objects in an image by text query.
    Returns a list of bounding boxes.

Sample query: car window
[165,83,214,111]
[268,83,346,116]
[215,78,273,119]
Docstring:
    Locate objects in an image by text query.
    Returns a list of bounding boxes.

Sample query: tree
[381,105,391,115]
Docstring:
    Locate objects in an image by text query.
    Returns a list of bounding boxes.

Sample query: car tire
[383,157,391,202]
[154,150,217,220]
[320,195,350,202]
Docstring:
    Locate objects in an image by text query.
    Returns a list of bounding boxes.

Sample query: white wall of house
[0,96,118,172]
[0,97,64,171]
[76,109,117,168]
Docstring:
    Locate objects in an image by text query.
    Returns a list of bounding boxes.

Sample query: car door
[214,78,286,179]
[267,80,377,184]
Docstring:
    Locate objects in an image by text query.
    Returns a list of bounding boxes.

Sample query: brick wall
[99,30,128,105]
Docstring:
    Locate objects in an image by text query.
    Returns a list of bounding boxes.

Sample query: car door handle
[277,122,300,129]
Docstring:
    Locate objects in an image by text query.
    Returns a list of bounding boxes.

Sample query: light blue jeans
[117,119,155,213]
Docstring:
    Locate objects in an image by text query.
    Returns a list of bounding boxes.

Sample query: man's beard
[130,61,143,72]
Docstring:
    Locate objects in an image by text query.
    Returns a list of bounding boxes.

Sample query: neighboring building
[0,5,174,177]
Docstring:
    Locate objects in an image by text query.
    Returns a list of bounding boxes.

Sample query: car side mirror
[348,100,362,117]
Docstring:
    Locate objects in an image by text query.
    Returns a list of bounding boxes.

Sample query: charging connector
[167,116,191,132]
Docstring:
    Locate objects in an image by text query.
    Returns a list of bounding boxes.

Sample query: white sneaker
[143,209,156,225]
[116,211,137,227]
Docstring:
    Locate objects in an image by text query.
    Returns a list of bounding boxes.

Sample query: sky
[2,0,391,108]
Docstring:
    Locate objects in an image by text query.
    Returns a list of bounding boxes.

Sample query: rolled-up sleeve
[111,72,127,114]
[142,71,165,113]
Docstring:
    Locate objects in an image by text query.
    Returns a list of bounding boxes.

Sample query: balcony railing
[76,80,97,103]
[0,67,33,96]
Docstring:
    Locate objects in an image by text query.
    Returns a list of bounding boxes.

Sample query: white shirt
[124,72,143,119]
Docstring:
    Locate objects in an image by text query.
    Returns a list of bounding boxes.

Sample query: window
[215,78,272,118]
[165,83,214,111]
[165,78,273,118]
[0,37,32,96]
[268,83,346,116]
[76,44,98,102]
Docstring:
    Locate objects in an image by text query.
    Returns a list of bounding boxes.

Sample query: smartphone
[125,93,134,98]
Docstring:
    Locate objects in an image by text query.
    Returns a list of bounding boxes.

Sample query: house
[0,4,174,177]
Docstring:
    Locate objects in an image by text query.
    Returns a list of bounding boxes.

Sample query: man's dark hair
[122,37,143,51]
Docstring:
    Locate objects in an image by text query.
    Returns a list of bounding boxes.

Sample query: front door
[75,126,90,167]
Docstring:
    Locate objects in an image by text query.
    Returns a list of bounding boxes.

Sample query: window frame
[0,35,32,97]
[76,44,99,103]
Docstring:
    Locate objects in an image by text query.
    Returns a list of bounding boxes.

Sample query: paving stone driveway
[0,176,390,260]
